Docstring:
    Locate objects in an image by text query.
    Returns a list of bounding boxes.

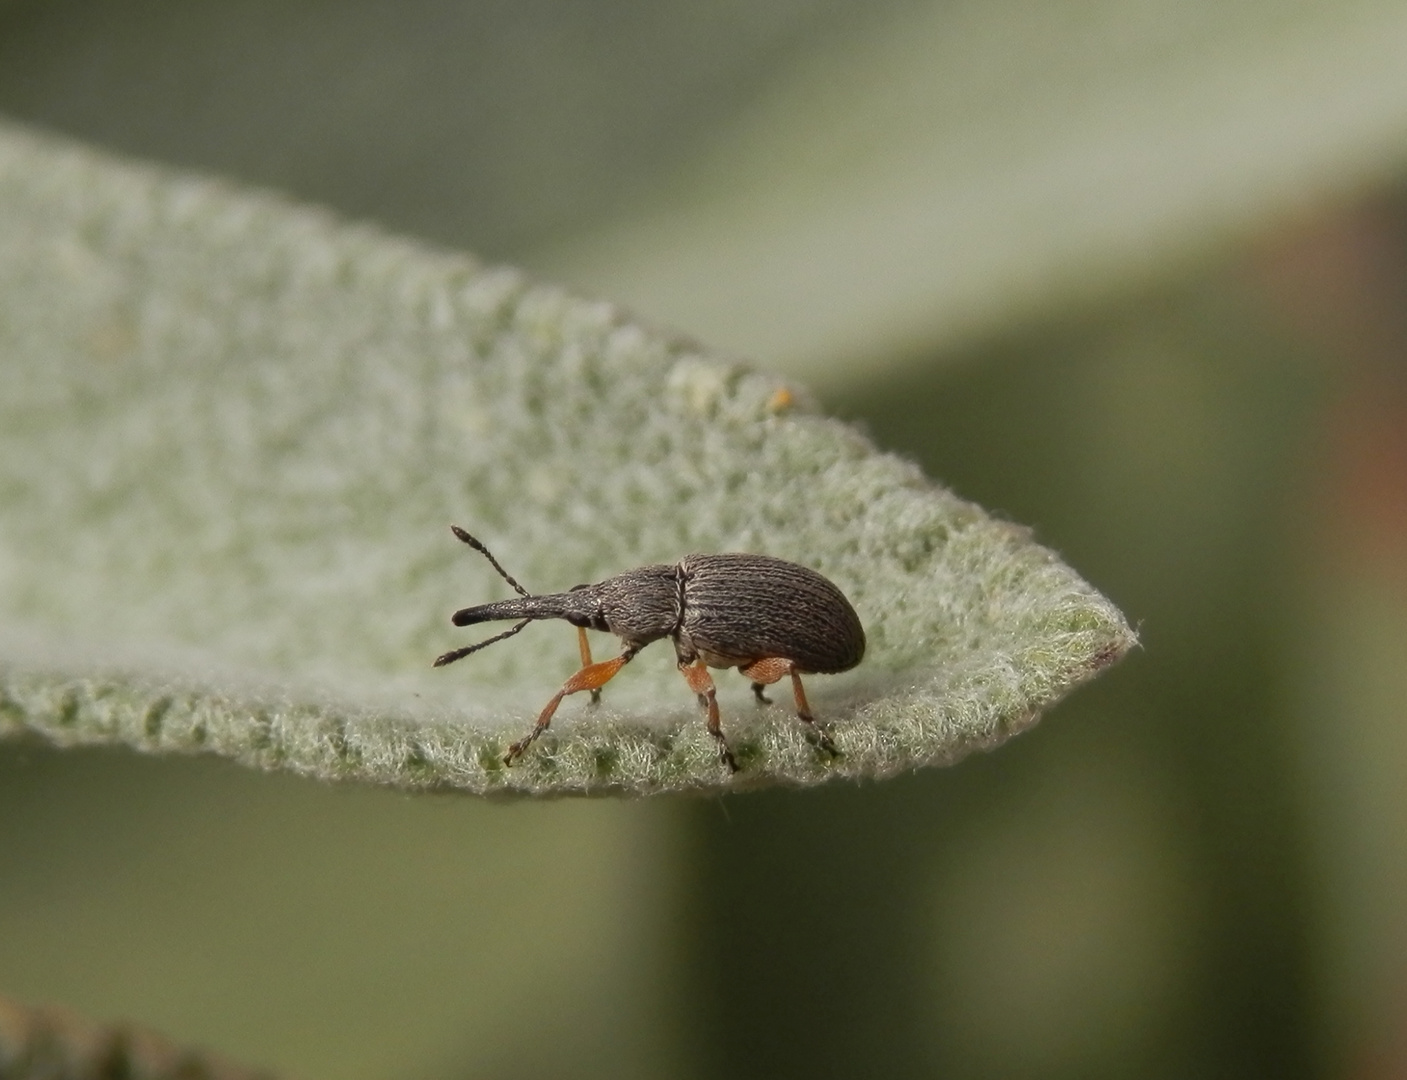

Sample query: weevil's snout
[451,592,593,627]
[451,597,533,627]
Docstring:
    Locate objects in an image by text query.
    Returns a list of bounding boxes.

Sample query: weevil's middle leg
[679,660,737,773]
[577,627,601,705]
[741,657,839,757]
[505,648,637,766]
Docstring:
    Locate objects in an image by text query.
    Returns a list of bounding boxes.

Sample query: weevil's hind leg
[788,666,839,757]
[740,656,788,706]
[741,658,839,758]
[505,647,638,766]
[577,627,601,705]
[680,660,737,773]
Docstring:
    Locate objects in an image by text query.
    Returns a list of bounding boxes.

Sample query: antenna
[433,618,531,668]
[451,525,529,598]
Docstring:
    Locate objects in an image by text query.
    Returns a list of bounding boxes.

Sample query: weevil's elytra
[433,526,865,773]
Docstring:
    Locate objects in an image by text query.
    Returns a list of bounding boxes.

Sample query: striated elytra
[433,526,865,772]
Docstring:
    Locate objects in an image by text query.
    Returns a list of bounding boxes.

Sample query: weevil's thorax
[587,563,683,647]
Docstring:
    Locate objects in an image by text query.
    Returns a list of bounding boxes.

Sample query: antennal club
[450,525,529,598]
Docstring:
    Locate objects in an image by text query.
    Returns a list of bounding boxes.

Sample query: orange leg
[740,655,789,704]
[680,660,737,773]
[739,658,839,757]
[505,648,636,765]
[577,627,602,705]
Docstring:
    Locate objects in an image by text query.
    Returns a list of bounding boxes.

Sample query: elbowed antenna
[432,618,531,668]
[433,526,538,668]
[451,525,529,597]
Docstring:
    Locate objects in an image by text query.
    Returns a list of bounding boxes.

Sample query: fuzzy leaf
[0,123,1134,796]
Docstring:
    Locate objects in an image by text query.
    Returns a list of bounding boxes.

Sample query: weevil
[433,525,865,771]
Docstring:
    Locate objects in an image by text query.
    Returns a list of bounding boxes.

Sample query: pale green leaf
[0,123,1133,796]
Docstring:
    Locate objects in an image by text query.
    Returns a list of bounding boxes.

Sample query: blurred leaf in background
[0,993,279,1079]
[1254,200,1407,1079]
[1,1,1405,1078]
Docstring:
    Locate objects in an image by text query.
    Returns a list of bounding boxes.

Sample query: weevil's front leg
[679,659,737,773]
[740,657,839,757]
[577,626,602,705]
[505,647,637,765]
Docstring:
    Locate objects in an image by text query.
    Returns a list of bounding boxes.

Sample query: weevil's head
[449,564,681,647]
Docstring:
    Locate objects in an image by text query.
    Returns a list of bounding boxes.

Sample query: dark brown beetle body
[433,527,864,771]
[676,553,865,674]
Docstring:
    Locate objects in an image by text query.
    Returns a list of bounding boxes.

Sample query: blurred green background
[2,1,1405,1077]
